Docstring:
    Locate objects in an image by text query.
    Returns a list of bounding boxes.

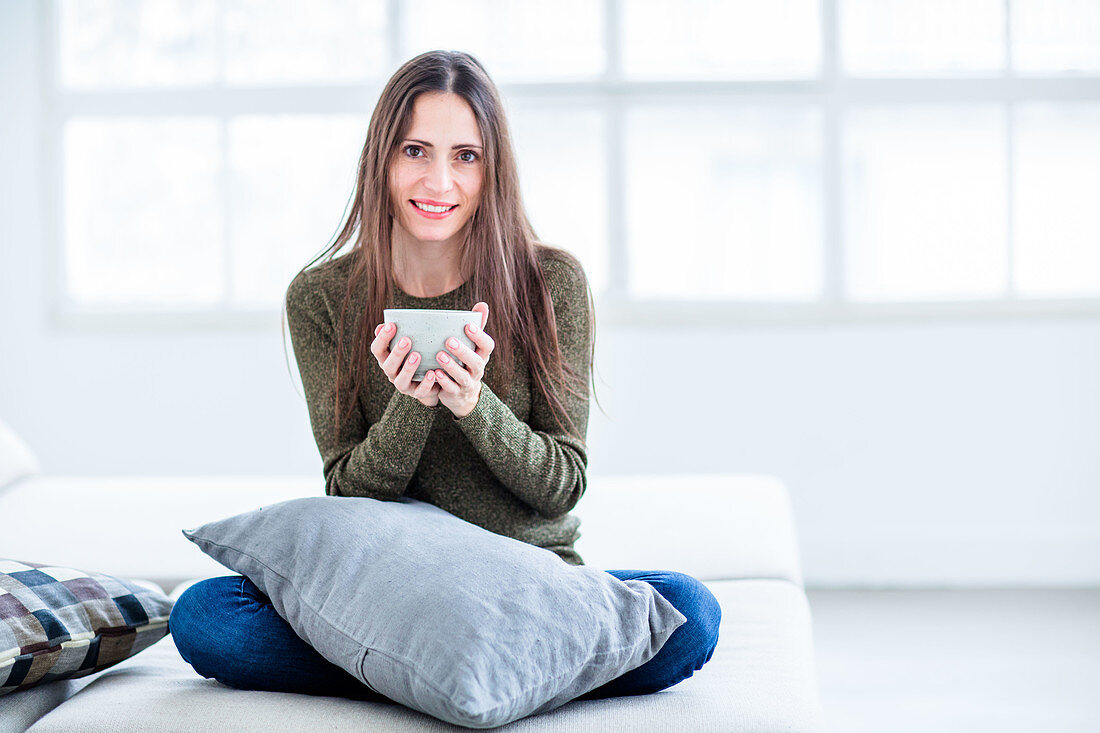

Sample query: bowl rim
[382,308,481,316]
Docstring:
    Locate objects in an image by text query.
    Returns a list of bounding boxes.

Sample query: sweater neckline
[393,278,470,304]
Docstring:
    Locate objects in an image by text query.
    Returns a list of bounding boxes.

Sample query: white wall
[3,2,1098,588]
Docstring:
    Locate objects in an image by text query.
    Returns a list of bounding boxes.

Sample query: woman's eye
[403,145,477,162]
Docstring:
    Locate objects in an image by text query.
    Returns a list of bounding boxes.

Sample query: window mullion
[44,0,70,326]
[605,0,626,299]
[822,0,843,309]
[216,0,231,307]
[1004,0,1016,299]
[218,116,231,307]
[388,0,404,71]
[1005,102,1017,300]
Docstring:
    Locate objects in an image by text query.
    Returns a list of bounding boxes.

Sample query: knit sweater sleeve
[450,253,592,519]
[285,270,438,499]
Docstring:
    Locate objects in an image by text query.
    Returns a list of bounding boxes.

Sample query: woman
[169,50,720,703]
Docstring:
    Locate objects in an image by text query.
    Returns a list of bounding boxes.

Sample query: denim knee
[577,569,723,699]
[168,575,244,681]
[655,571,722,665]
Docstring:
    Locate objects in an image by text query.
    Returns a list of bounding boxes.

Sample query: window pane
[843,106,1007,301]
[622,0,820,80]
[59,0,218,89]
[1012,0,1100,74]
[401,0,604,82]
[64,118,224,306]
[229,116,369,307]
[841,0,1004,76]
[626,104,823,300]
[224,0,388,85]
[508,102,607,294]
[1014,104,1100,297]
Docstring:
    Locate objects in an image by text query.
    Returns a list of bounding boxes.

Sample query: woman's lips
[409,200,458,220]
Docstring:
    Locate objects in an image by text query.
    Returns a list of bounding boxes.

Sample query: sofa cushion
[0,474,802,591]
[0,477,316,590]
[0,418,39,495]
[25,578,823,733]
[574,473,805,585]
[1,559,173,696]
[181,495,688,729]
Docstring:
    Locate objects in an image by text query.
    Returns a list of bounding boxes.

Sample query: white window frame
[41,0,1100,332]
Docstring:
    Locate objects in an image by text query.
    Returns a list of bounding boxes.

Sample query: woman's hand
[371,321,442,408]
[434,302,494,419]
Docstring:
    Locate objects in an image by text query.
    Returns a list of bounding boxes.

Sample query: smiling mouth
[409,200,459,219]
[411,200,458,212]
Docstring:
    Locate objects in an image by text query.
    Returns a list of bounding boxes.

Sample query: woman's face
[389,92,484,249]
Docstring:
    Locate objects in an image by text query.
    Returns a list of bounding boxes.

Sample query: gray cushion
[181,496,686,729]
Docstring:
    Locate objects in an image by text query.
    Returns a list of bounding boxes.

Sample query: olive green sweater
[285,247,592,565]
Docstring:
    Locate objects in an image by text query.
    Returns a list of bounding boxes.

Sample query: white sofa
[0,473,824,732]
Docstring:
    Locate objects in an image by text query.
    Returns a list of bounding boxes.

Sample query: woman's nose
[425,157,454,193]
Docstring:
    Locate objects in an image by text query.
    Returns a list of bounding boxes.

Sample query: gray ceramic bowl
[383,308,483,382]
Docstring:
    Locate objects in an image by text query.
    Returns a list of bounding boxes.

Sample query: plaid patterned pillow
[0,558,173,695]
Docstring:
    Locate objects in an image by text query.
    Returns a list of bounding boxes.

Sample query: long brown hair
[282,50,601,445]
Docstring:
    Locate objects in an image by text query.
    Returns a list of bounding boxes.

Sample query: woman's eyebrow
[405,138,483,150]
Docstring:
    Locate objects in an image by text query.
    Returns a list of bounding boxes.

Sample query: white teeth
[414,201,455,213]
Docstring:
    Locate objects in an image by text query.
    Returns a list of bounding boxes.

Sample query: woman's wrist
[450,382,482,419]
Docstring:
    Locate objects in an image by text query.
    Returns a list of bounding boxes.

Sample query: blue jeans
[169,569,721,702]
